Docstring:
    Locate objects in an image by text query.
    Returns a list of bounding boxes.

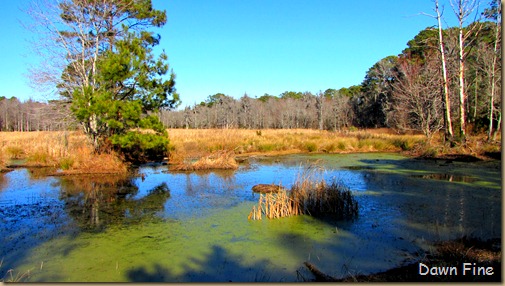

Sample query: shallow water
[0,153,501,282]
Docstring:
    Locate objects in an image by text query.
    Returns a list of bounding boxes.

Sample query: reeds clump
[248,164,359,220]
[248,190,298,220]
[291,180,358,219]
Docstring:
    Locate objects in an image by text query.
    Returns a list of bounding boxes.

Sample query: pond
[0,153,501,282]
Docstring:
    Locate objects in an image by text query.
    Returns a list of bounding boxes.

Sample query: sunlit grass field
[0,131,127,174]
[0,128,500,173]
[167,128,425,159]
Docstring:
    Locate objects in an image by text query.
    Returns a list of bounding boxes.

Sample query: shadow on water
[353,157,501,241]
[263,154,501,280]
[410,173,478,183]
[0,169,172,279]
[0,153,501,282]
[126,245,280,282]
[59,174,171,232]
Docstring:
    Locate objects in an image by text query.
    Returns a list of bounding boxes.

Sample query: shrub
[392,138,414,151]
[111,131,168,164]
[337,141,346,151]
[304,142,317,152]
[5,146,24,159]
[422,147,438,158]
[60,157,75,170]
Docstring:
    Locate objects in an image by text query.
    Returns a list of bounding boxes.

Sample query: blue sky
[0,1,474,108]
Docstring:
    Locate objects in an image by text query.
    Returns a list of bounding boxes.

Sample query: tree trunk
[488,14,500,141]
[436,0,454,142]
[492,110,501,140]
[457,25,467,140]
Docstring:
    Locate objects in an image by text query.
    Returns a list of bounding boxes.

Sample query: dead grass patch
[167,128,427,158]
[169,150,238,171]
[0,131,128,174]
[248,163,358,220]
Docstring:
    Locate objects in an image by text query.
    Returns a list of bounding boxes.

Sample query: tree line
[2,0,500,161]
[160,90,355,131]
[162,0,501,142]
[0,96,74,131]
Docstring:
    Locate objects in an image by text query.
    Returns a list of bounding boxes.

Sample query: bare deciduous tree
[387,56,444,139]
[450,0,481,140]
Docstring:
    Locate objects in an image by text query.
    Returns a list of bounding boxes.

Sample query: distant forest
[3,2,501,141]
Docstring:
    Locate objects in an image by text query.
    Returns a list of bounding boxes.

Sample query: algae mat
[0,153,500,282]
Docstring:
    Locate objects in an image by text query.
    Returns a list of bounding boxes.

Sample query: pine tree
[52,0,179,162]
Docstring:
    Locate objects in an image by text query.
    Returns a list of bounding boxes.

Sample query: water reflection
[0,153,501,282]
[411,173,478,183]
[59,175,171,231]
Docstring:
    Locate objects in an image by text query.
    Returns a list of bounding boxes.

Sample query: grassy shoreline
[167,128,500,162]
[0,131,127,174]
[0,128,500,173]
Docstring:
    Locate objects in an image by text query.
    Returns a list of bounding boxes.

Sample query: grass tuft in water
[248,163,358,220]
[170,151,238,171]
[0,257,32,282]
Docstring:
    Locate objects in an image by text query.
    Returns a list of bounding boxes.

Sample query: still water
[0,153,501,282]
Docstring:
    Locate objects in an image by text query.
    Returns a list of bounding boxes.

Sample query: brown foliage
[248,164,359,220]
[169,150,238,171]
[0,131,128,174]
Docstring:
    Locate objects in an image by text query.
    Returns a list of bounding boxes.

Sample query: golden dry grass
[248,163,359,220]
[167,128,426,158]
[167,128,501,161]
[169,150,238,171]
[0,131,128,174]
[0,128,499,173]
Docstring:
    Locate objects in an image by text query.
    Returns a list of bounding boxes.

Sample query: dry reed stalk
[248,190,300,220]
[248,163,358,220]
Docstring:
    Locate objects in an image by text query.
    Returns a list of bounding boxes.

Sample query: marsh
[0,153,500,282]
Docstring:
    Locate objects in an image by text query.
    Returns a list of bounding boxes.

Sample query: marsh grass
[0,258,32,282]
[248,163,359,220]
[0,129,498,173]
[0,131,128,174]
[167,128,427,158]
[169,150,238,171]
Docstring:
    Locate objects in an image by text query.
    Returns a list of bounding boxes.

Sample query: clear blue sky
[0,1,473,108]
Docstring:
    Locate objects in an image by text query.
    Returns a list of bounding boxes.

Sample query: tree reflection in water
[59,174,170,231]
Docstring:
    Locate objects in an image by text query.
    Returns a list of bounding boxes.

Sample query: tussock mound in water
[252,184,286,193]
[248,163,358,220]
